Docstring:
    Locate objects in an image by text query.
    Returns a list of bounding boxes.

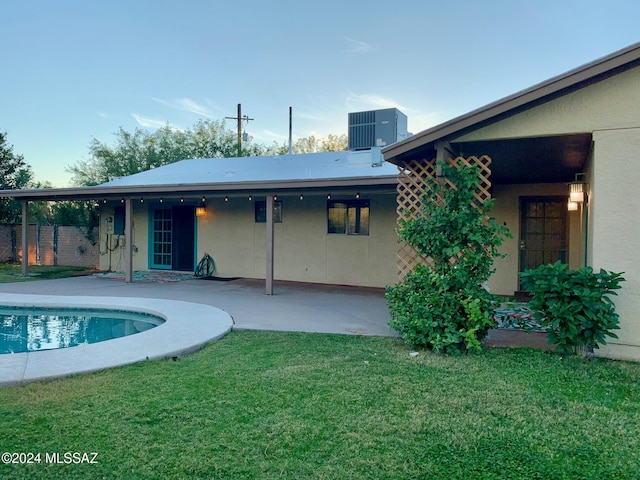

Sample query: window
[327,199,369,235]
[255,200,283,223]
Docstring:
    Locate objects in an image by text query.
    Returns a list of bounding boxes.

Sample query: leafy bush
[387,265,497,354]
[519,261,625,354]
[386,162,511,354]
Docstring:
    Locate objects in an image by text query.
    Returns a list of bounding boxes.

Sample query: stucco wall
[197,192,398,288]
[98,191,399,288]
[589,128,640,360]
[446,65,640,360]
[487,183,582,295]
[97,208,148,273]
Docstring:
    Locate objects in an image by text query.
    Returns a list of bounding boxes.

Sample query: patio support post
[124,198,133,283]
[435,140,455,175]
[266,194,274,295]
[21,201,28,276]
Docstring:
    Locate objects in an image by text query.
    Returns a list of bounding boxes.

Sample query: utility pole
[225,103,254,157]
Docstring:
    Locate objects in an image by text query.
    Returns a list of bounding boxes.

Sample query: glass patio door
[519,197,567,273]
[151,208,172,269]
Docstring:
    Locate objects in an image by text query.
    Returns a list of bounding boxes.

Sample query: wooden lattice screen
[396,155,492,279]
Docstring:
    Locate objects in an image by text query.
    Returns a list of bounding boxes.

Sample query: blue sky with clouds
[1,0,639,186]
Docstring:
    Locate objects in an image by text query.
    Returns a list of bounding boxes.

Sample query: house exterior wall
[589,128,640,361]
[197,192,398,288]
[447,65,640,360]
[98,190,399,288]
[487,183,583,295]
[97,209,148,273]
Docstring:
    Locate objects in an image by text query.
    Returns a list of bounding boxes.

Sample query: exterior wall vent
[348,108,409,150]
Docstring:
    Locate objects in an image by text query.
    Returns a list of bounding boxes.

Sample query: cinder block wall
[0,225,99,268]
[57,226,99,267]
[0,226,14,262]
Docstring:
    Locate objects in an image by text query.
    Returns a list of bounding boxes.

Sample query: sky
[1,0,639,187]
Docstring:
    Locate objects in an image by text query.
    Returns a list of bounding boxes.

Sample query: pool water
[0,306,165,354]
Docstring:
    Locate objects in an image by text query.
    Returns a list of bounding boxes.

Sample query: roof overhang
[383,42,640,166]
[0,175,399,202]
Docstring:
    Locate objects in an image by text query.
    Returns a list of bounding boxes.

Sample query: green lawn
[1,331,639,479]
[0,263,95,283]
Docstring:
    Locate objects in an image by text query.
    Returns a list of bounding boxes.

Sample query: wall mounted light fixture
[569,173,587,203]
[195,204,207,217]
[568,173,588,211]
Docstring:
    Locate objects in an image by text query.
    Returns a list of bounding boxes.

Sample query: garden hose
[195,253,216,278]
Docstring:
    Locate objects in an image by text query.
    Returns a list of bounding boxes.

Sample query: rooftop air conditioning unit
[348,108,409,150]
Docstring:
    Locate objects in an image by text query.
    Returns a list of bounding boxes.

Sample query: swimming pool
[0,294,234,386]
[0,306,165,354]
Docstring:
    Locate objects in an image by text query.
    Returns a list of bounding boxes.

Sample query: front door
[519,197,567,277]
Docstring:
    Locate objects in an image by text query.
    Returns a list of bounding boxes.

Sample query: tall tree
[67,120,270,186]
[0,131,34,223]
[282,133,348,154]
[67,119,348,187]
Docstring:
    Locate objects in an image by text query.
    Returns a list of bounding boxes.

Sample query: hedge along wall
[0,225,99,268]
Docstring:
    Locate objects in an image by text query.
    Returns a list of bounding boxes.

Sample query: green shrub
[519,261,625,354]
[386,162,511,354]
[386,265,497,354]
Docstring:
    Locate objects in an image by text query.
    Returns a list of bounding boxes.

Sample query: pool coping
[0,294,234,386]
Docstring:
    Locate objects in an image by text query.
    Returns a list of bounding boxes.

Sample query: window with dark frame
[254,200,283,223]
[327,199,369,235]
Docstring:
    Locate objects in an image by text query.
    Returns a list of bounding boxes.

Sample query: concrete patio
[0,274,551,385]
[0,275,396,336]
[0,273,551,343]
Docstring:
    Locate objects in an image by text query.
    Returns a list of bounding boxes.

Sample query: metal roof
[1,148,399,201]
[102,148,396,186]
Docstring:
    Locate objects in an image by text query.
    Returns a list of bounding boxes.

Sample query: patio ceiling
[389,133,591,185]
[453,133,592,184]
